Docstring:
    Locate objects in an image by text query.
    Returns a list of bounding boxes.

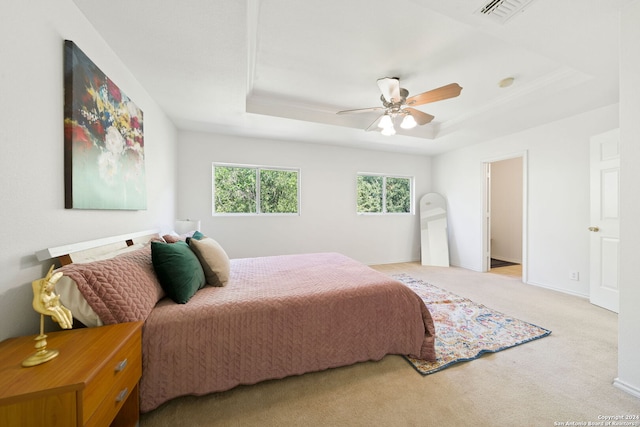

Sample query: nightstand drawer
[85,369,139,427]
[82,327,142,426]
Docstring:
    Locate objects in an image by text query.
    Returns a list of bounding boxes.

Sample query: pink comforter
[140,253,435,412]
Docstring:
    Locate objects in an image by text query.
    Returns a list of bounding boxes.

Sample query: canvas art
[64,40,146,210]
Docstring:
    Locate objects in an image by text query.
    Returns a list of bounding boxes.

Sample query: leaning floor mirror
[420,193,450,267]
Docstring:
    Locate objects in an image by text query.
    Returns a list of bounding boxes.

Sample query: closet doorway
[482,153,527,281]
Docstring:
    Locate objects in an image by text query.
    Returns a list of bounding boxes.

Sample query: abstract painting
[64,40,146,210]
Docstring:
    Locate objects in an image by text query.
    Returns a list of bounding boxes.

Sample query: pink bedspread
[140,253,435,412]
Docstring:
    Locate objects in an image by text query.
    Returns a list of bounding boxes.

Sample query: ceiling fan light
[378,114,393,129]
[401,114,417,129]
[381,126,396,136]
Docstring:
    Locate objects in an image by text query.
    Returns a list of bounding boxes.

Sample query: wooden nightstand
[0,321,143,427]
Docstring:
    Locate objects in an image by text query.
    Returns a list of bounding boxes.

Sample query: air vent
[476,0,535,23]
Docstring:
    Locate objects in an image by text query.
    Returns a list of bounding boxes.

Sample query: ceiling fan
[336,77,462,136]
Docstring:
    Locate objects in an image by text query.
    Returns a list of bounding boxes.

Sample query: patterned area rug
[393,274,551,375]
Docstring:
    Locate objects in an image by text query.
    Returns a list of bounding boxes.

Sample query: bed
[41,230,436,412]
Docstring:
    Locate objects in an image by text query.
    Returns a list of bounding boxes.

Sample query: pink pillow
[162,234,183,243]
[57,245,164,324]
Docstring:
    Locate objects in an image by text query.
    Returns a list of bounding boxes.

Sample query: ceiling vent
[476,0,535,24]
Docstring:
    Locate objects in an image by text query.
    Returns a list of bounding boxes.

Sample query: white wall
[0,0,177,341]
[616,0,640,398]
[432,103,618,297]
[490,157,523,264]
[177,131,431,265]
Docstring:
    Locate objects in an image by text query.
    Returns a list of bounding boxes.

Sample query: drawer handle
[115,387,129,403]
[115,358,128,373]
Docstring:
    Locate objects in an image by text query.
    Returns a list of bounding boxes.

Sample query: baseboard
[526,280,589,299]
[613,378,640,399]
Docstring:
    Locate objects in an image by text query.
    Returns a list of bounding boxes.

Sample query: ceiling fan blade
[336,106,384,115]
[404,107,435,125]
[365,114,385,131]
[406,83,462,107]
[377,77,401,103]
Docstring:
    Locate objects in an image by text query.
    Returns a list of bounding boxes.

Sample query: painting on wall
[64,40,146,210]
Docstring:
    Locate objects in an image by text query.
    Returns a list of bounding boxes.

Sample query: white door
[589,128,620,313]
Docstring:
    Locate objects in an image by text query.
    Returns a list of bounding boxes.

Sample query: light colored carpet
[140,263,640,426]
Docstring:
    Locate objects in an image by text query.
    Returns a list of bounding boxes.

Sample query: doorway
[482,152,527,281]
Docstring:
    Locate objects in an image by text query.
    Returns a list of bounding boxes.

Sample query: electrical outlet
[569,271,579,281]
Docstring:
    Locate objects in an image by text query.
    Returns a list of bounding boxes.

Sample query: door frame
[481,150,528,283]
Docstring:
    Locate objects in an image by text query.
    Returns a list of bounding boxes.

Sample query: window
[357,174,412,214]
[213,164,300,215]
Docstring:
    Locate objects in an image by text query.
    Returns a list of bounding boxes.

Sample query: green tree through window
[213,164,299,214]
[214,166,256,213]
[386,177,411,213]
[357,174,412,214]
[357,175,383,213]
[260,169,299,213]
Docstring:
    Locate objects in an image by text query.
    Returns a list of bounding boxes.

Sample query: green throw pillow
[151,241,205,304]
[191,230,205,240]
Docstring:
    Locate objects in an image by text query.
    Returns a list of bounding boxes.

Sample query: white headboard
[36,229,160,266]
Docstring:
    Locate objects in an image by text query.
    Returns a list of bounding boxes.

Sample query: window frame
[356,172,414,215]
[212,162,301,216]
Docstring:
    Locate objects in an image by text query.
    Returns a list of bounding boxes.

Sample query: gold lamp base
[22,317,60,368]
[22,335,59,367]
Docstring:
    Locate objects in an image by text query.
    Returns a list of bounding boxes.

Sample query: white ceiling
[73,0,627,155]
